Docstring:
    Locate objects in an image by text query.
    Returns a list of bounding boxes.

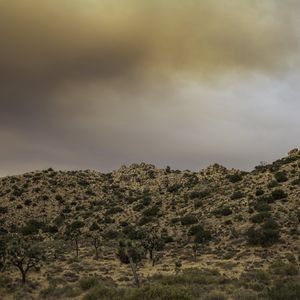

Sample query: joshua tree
[6,234,44,284]
[141,230,165,266]
[117,240,144,287]
[90,231,102,260]
[65,220,84,258]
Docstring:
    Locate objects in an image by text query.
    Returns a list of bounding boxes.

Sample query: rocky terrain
[0,149,300,299]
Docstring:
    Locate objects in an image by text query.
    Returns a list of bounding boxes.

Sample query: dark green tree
[6,234,44,284]
[65,220,84,258]
[117,240,144,287]
[141,230,165,266]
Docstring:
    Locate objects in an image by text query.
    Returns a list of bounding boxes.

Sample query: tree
[89,231,102,260]
[117,240,144,287]
[65,220,84,258]
[6,234,44,284]
[141,230,165,266]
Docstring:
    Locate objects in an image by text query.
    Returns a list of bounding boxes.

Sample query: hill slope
[0,150,300,299]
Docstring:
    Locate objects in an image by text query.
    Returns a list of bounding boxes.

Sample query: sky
[1,0,300,176]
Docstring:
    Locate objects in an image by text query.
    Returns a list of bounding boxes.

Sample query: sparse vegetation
[0,152,299,299]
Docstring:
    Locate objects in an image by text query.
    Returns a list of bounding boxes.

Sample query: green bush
[126,284,192,300]
[253,200,271,212]
[82,285,124,300]
[204,291,227,300]
[142,205,160,217]
[213,207,232,217]
[226,173,242,183]
[291,178,300,186]
[250,212,271,224]
[106,206,124,215]
[267,180,279,188]
[255,189,264,196]
[21,219,46,235]
[268,283,300,300]
[274,171,288,183]
[181,215,198,225]
[231,191,245,200]
[79,277,99,291]
[271,189,287,200]
[247,218,279,246]
[0,207,8,214]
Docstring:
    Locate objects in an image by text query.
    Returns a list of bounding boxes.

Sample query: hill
[0,149,300,299]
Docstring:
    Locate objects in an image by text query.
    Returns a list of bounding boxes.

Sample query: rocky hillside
[0,149,300,299]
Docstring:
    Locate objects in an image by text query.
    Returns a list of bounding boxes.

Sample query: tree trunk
[75,239,79,258]
[21,269,26,284]
[194,249,197,262]
[149,249,153,261]
[129,257,140,288]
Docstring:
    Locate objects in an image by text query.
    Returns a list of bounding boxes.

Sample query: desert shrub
[0,207,8,214]
[267,180,279,188]
[231,190,245,200]
[55,194,64,204]
[181,215,198,225]
[291,178,300,186]
[103,216,115,224]
[167,184,182,193]
[250,212,271,224]
[253,200,271,212]
[255,189,264,196]
[194,199,204,209]
[226,173,242,183]
[24,199,32,206]
[106,206,124,215]
[171,217,180,224]
[21,219,46,235]
[104,230,119,240]
[79,277,99,291]
[138,216,153,226]
[213,207,232,217]
[271,189,287,200]
[155,268,222,286]
[274,171,288,183]
[268,283,300,300]
[44,225,58,233]
[271,261,299,276]
[127,284,192,300]
[89,222,100,231]
[204,291,227,300]
[190,190,210,199]
[133,203,144,211]
[40,285,81,299]
[188,225,205,236]
[142,205,159,217]
[232,289,258,300]
[247,218,279,246]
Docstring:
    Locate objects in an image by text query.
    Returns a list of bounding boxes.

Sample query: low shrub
[268,283,300,300]
[181,215,198,225]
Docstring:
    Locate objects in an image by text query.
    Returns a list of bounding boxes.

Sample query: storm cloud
[0,0,300,175]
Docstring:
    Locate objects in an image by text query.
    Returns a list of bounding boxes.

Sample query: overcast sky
[1,0,300,176]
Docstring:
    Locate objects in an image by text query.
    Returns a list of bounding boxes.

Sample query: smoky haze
[0,0,300,176]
